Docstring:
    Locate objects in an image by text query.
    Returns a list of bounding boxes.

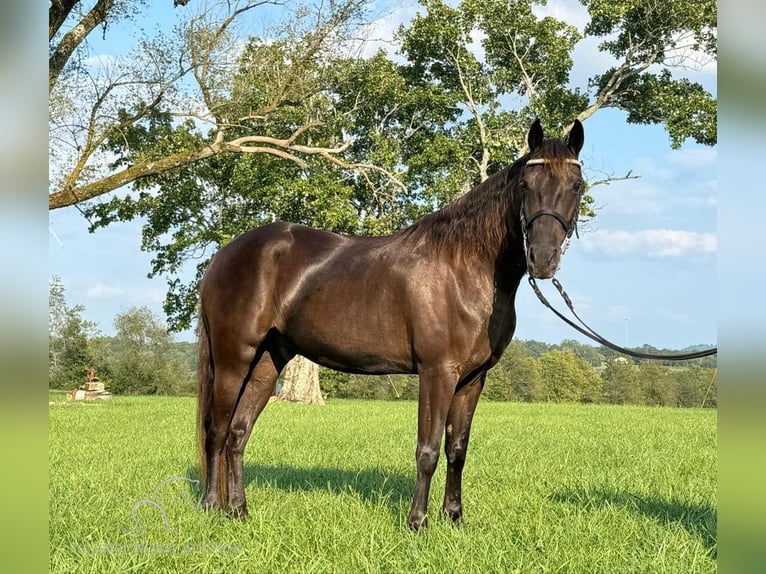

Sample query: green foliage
[319,369,420,401]
[581,0,717,148]
[559,338,605,367]
[109,306,191,395]
[317,338,714,409]
[79,0,715,331]
[601,358,641,405]
[484,340,543,402]
[604,70,717,148]
[538,349,603,403]
[674,366,717,408]
[638,360,678,406]
[48,276,100,389]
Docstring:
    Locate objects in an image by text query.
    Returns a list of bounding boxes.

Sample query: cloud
[85,284,125,298]
[84,54,118,70]
[84,283,166,304]
[665,146,717,168]
[581,229,717,258]
[533,0,591,31]
[357,3,419,58]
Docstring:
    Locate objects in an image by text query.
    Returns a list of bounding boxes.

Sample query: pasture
[49,396,716,573]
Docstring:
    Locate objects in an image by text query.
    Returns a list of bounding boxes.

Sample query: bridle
[519,157,584,256]
[520,158,718,361]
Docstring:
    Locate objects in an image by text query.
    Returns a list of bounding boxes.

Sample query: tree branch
[589,170,640,188]
[49,0,79,41]
[49,0,115,93]
[49,123,405,209]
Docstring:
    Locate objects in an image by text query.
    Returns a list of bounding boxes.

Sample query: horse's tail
[197,312,213,493]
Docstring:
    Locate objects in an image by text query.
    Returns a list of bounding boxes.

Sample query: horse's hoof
[443,506,464,525]
[227,506,249,521]
[407,513,428,531]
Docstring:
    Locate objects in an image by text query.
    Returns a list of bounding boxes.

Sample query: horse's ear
[527,118,544,152]
[567,119,584,157]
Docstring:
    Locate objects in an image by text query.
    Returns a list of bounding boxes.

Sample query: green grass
[49,397,716,573]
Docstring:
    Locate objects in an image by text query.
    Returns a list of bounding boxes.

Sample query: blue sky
[49,0,717,349]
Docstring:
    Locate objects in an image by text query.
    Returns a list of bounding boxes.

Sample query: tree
[110,306,188,395]
[674,366,716,408]
[484,340,543,402]
[637,360,677,406]
[601,358,641,405]
[49,0,398,210]
[538,349,602,403]
[578,0,716,147]
[558,339,605,367]
[49,276,98,389]
[278,355,323,404]
[49,0,151,92]
[52,0,716,404]
[394,0,715,201]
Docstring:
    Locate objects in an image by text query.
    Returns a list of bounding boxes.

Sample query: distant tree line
[50,277,716,407]
[49,276,196,395]
[319,340,716,408]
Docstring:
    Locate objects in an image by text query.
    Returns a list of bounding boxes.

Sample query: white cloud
[665,146,717,168]
[357,3,419,58]
[84,54,118,70]
[581,229,717,258]
[533,0,591,31]
[84,283,165,304]
[85,284,125,298]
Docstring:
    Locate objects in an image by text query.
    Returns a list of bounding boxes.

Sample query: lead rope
[528,276,717,360]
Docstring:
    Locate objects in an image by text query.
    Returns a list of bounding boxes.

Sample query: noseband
[520,157,583,241]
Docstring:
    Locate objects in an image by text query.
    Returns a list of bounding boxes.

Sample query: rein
[528,276,718,360]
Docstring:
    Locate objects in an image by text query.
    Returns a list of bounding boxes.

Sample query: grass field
[49,396,716,573]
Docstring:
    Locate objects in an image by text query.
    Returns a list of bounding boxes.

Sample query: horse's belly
[283,286,414,374]
[286,324,415,374]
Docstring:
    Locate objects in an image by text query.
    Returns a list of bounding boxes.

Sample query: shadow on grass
[184,464,414,520]
[552,487,717,557]
[247,463,413,518]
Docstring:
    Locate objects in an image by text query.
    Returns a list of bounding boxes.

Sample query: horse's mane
[398,138,573,261]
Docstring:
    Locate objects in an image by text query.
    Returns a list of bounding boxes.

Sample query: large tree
[49,0,398,210]
[52,0,716,403]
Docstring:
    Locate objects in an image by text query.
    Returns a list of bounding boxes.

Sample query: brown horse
[197,118,585,529]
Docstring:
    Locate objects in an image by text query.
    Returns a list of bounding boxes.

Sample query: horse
[197,118,585,530]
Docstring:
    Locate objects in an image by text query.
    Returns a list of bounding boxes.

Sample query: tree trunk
[277,355,324,404]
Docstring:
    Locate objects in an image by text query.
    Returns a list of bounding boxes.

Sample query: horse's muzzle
[526,244,560,279]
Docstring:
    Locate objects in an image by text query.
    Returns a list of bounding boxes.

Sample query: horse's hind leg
[201,349,253,513]
[442,369,485,524]
[225,348,290,519]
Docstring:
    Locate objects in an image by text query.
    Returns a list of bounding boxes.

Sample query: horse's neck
[492,235,528,292]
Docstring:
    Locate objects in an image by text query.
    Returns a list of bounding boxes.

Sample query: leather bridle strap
[528,276,718,360]
[522,157,583,239]
[524,209,571,234]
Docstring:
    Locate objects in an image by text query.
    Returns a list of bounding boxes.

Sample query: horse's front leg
[408,365,458,531]
[443,369,485,524]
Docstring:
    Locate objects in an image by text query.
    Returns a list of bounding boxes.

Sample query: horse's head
[520,118,584,279]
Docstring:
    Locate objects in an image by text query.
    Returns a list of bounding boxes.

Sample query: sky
[48,0,717,350]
